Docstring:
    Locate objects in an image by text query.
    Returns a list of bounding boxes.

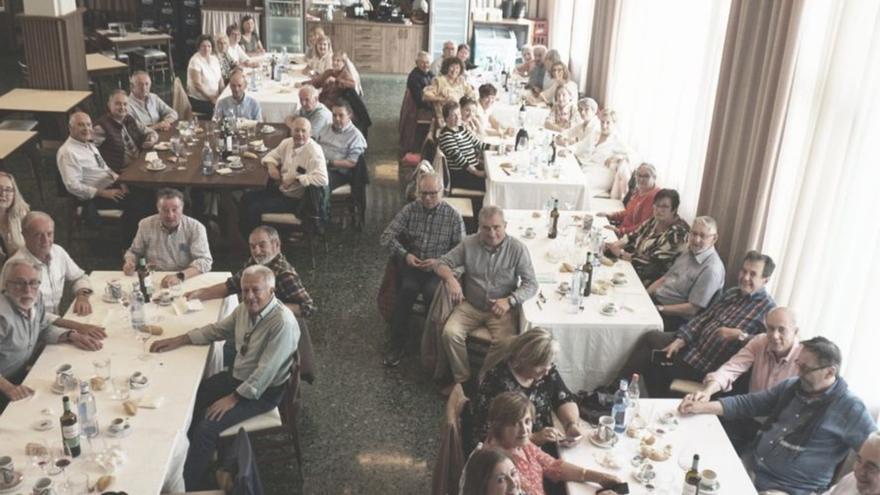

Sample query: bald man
[240,116,328,235]
[213,71,262,121]
[430,40,456,76]
[407,51,434,110]
[823,433,880,495]
[291,85,331,136]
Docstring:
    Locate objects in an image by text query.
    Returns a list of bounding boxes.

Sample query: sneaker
[382,349,403,367]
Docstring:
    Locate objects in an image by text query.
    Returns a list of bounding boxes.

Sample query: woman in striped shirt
[438,101,493,191]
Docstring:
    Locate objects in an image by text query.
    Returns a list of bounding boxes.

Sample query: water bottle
[612,379,629,433]
[627,373,641,411]
[281,46,288,66]
[568,266,582,313]
[201,142,214,176]
[130,284,145,331]
[78,381,99,438]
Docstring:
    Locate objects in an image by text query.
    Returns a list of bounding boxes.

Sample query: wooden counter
[307,18,427,75]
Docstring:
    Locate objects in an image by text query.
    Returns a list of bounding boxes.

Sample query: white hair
[2,258,39,289]
[241,264,275,288]
[692,216,718,235]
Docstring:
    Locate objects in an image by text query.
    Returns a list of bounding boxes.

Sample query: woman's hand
[530,427,564,445]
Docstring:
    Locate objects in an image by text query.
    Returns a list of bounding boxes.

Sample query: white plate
[31,418,54,431]
[588,432,617,449]
[154,142,171,151]
[228,161,245,170]
[101,294,120,304]
[260,125,275,134]
[146,162,167,172]
[601,307,620,316]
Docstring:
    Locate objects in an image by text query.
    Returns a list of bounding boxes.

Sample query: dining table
[504,209,663,393]
[95,29,175,80]
[0,271,237,494]
[559,399,758,494]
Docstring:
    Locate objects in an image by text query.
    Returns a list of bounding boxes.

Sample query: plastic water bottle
[201,142,214,176]
[77,381,99,438]
[612,379,629,433]
[281,46,288,66]
[130,284,145,331]
[568,267,583,313]
[627,373,641,411]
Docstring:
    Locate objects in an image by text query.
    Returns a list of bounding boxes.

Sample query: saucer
[556,285,571,295]
[106,423,132,438]
[631,466,657,485]
[155,298,173,307]
[130,374,149,389]
[228,160,245,170]
[589,432,617,449]
[101,294,121,304]
[0,472,23,493]
[31,418,54,431]
[601,305,620,316]
[146,162,167,172]
[522,232,536,239]
[50,382,66,394]
[260,125,275,134]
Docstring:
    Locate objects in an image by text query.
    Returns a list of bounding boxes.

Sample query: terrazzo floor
[0,61,444,494]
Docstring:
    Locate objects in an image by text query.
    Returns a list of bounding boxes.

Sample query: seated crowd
[0,28,874,495]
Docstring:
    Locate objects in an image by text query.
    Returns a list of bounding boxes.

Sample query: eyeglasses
[240,330,255,357]
[419,190,441,197]
[0,186,15,195]
[8,279,41,289]
[636,173,653,179]
[795,361,830,374]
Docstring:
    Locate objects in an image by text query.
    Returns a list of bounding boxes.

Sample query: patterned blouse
[471,362,576,452]
[621,216,690,286]
[483,440,563,495]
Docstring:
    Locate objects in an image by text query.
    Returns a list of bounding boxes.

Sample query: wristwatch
[176,272,185,281]
[79,288,93,296]
[657,304,665,314]
[508,296,517,307]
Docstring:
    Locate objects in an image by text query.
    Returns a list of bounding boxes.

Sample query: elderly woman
[239,15,264,55]
[584,109,632,166]
[605,188,690,286]
[460,96,484,137]
[303,51,358,108]
[0,172,29,265]
[515,45,534,77]
[187,34,225,114]
[437,101,493,191]
[543,86,581,132]
[423,57,476,126]
[558,98,601,151]
[471,329,581,452]
[483,392,621,495]
[537,49,562,93]
[213,34,236,83]
[474,84,510,138]
[533,62,577,106]
[304,35,333,77]
[460,447,522,495]
[600,162,661,236]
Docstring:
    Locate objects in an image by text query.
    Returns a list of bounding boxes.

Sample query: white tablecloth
[218,63,311,123]
[560,399,757,494]
[484,146,591,211]
[0,271,236,495]
[504,209,662,393]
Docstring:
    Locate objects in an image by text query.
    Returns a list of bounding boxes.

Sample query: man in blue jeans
[151,265,299,489]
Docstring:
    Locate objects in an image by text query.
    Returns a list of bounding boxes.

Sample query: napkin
[215,167,232,175]
[138,395,165,409]
[173,297,204,316]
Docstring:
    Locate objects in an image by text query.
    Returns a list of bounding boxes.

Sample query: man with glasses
[679,337,876,495]
[0,260,103,410]
[615,250,777,397]
[379,173,465,367]
[647,215,725,332]
[822,432,880,495]
[150,265,299,489]
[315,102,367,190]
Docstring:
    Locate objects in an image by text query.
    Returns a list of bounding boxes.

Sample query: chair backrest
[432,145,451,193]
[431,384,468,495]
[171,77,193,121]
[278,355,301,428]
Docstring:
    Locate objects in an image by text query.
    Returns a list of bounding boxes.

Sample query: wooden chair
[218,356,304,481]
[52,163,123,250]
[330,155,368,230]
[431,383,468,495]
[259,185,328,269]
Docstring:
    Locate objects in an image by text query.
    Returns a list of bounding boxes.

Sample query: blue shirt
[213,94,263,122]
[298,103,332,137]
[315,121,367,174]
[720,377,875,495]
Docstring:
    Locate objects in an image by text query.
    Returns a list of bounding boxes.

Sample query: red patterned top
[486,440,564,495]
[609,186,661,235]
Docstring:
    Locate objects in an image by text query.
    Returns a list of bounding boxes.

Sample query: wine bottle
[514,127,529,151]
[136,257,153,300]
[682,454,701,495]
[548,199,559,239]
[549,139,557,165]
[582,252,593,297]
[60,396,82,457]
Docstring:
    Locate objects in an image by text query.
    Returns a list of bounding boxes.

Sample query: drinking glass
[111,376,130,401]
[92,358,111,381]
[135,326,153,361]
[29,439,50,474]
[166,277,183,300]
[53,446,72,490]
[69,473,89,495]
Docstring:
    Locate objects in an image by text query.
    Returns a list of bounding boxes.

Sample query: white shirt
[262,138,329,199]
[1,244,92,319]
[187,53,223,101]
[226,43,250,65]
[822,472,858,495]
[56,136,118,200]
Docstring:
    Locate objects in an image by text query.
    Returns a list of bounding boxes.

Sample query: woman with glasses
[605,188,690,286]
[599,163,661,236]
[0,172,29,265]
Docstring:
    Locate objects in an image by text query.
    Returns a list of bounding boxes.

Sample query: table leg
[167,40,176,80]
[25,138,46,205]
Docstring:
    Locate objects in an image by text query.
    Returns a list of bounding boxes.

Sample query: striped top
[437,125,489,172]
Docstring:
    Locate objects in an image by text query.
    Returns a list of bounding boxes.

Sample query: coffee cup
[158,289,172,304]
[109,417,126,433]
[0,456,16,485]
[700,469,720,492]
[32,477,55,495]
[612,272,627,283]
[598,415,615,442]
[55,364,74,389]
[524,227,535,238]
[104,279,122,301]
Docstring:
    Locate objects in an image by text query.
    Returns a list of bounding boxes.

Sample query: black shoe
[382,349,403,367]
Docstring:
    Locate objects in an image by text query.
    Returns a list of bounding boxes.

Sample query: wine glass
[54,447,73,490]
[170,136,185,170]
[30,439,50,474]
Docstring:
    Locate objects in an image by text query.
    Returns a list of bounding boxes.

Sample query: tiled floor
[0,59,443,493]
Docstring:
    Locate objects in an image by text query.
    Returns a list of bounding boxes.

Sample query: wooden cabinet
[307,19,426,75]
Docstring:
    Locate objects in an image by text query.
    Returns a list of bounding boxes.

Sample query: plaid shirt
[676,287,776,373]
[380,200,465,260]
[225,253,316,317]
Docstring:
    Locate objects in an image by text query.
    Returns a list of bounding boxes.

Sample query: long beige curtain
[583,0,620,107]
[697,0,805,283]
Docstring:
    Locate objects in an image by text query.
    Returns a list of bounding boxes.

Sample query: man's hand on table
[184,288,206,301]
[206,393,239,421]
[490,298,511,317]
[72,292,93,316]
[68,331,103,351]
[150,334,190,353]
[74,324,107,340]
[662,337,685,359]
[160,274,182,288]
[0,381,34,401]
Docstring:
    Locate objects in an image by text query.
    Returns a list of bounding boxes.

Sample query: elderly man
[647,215,725,333]
[93,89,158,173]
[0,260,102,410]
[527,45,548,91]
[680,306,801,452]
[123,188,212,288]
[292,85,332,136]
[240,116,328,235]
[127,70,178,130]
[213,71,262,121]
[407,51,434,111]
[823,433,880,495]
[680,337,876,495]
[380,173,465,367]
[151,265,299,489]
[436,206,538,389]
[430,40,457,75]
[315,102,367,190]
[616,250,777,398]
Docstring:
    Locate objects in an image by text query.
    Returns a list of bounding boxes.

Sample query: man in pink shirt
[680,306,801,452]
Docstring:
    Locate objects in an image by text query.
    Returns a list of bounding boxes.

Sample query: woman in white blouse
[534,62,578,105]
[304,35,333,77]
[187,35,224,114]
[543,86,581,132]
[558,97,601,153]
